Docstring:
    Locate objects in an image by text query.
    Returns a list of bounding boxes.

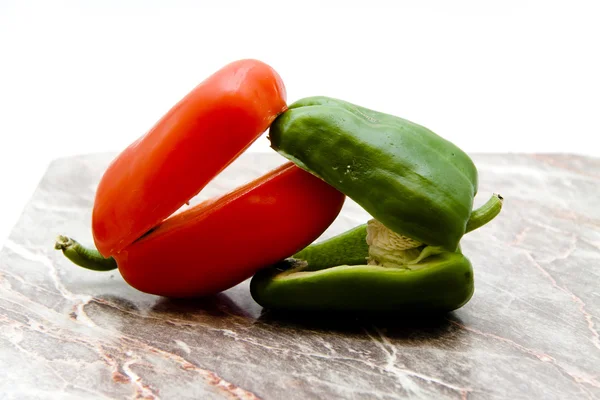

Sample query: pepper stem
[465,193,504,234]
[54,235,118,271]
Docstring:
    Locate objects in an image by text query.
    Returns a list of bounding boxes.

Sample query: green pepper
[250,96,503,313]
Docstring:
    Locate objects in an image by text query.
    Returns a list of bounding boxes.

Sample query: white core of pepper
[365,219,424,267]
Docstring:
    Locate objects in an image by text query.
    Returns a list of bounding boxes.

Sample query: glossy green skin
[250,252,474,313]
[269,96,479,251]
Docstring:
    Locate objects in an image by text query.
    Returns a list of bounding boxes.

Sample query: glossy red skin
[92,59,287,257]
[115,162,345,298]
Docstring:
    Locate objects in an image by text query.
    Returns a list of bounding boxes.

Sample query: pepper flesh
[93,59,287,257]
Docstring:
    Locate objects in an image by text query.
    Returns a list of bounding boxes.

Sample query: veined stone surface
[0,152,598,400]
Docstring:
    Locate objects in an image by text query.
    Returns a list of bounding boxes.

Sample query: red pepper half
[55,59,346,297]
[117,162,344,297]
[92,59,289,257]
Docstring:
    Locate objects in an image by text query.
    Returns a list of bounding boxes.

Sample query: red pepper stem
[54,235,118,271]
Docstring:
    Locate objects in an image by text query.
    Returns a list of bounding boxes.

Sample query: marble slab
[1,152,599,399]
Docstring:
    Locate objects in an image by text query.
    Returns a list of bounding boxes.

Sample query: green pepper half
[251,231,474,313]
[269,96,479,252]
[251,194,501,314]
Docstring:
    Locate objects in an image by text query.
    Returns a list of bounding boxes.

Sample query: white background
[1,0,599,246]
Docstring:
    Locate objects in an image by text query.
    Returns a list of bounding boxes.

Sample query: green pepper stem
[465,193,503,234]
[54,235,118,271]
[293,224,370,271]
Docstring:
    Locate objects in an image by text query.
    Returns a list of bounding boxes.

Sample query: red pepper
[55,59,345,297]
